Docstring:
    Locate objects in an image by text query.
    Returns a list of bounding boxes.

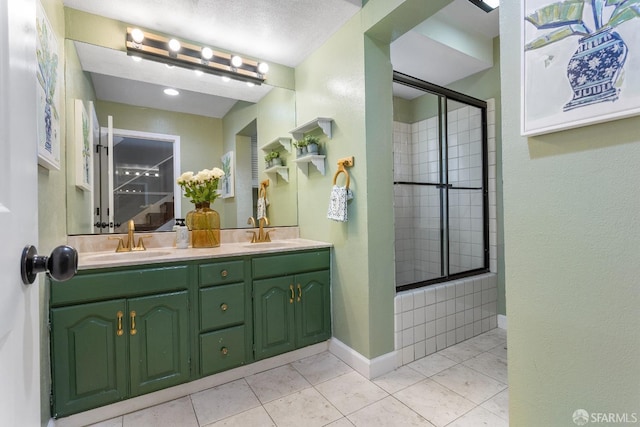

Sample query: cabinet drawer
[199,260,245,287]
[200,325,246,375]
[200,283,245,331]
[252,249,330,279]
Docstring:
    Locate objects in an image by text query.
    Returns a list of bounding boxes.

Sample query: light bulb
[164,88,179,96]
[258,62,269,74]
[201,47,213,60]
[168,39,181,52]
[131,28,144,44]
[231,55,243,68]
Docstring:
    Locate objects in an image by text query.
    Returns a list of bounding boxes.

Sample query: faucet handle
[133,235,152,251]
[108,236,126,252]
[246,230,258,243]
[264,229,275,242]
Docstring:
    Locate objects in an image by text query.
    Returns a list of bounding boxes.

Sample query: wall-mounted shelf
[293,154,326,176]
[290,117,333,140]
[265,166,289,182]
[260,137,292,153]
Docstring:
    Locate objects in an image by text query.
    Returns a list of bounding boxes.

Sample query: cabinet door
[295,270,331,348]
[253,276,295,360]
[51,300,127,417]
[128,291,190,396]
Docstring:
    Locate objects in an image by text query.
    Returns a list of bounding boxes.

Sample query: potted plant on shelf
[265,150,280,168]
[303,135,321,154]
[295,138,308,156]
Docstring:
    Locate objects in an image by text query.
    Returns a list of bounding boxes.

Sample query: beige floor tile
[291,351,353,385]
[394,378,476,427]
[347,396,435,427]
[122,396,198,427]
[263,387,343,427]
[463,352,508,384]
[87,417,123,427]
[432,364,507,405]
[465,331,506,351]
[325,418,355,426]
[315,371,388,415]
[408,353,457,377]
[245,364,311,403]
[446,406,509,427]
[437,340,485,363]
[202,406,275,427]
[481,388,509,421]
[373,365,426,394]
[191,379,261,426]
[488,342,507,359]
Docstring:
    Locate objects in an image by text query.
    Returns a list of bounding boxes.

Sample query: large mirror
[64,11,298,235]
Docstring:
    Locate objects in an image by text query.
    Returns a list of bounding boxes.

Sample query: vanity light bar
[125,27,267,85]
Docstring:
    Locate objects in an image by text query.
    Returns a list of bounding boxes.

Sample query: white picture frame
[36,2,62,170]
[74,99,92,191]
[522,0,640,136]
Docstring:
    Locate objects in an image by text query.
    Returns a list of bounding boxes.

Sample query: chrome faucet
[109,220,151,252]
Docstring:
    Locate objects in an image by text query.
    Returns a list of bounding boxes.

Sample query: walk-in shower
[393,72,489,291]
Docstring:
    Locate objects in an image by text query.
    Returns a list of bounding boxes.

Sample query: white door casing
[0,0,41,425]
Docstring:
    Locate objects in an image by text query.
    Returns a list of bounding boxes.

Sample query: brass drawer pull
[221,347,228,356]
[130,311,137,335]
[220,269,228,278]
[116,311,124,337]
[289,284,294,304]
[297,284,302,302]
[220,303,228,312]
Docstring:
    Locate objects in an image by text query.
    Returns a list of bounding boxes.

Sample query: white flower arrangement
[177,167,225,205]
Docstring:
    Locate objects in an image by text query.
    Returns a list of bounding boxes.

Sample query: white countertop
[77,238,332,270]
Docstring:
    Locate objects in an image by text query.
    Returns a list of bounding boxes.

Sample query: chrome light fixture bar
[468,0,499,13]
[125,27,268,85]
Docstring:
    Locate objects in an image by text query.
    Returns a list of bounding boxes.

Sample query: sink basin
[82,250,173,263]
[242,241,295,249]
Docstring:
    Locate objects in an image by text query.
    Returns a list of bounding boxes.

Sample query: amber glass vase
[189,202,220,248]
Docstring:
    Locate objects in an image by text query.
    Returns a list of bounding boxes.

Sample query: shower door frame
[393,71,489,292]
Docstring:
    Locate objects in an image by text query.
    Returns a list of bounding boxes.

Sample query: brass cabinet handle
[221,347,228,356]
[221,269,228,278]
[289,284,294,304]
[220,303,228,312]
[116,311,124,337]
[130,311,137,335]
[297,284,302,302]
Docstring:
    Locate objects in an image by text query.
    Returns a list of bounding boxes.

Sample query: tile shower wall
[394,273,498,366]
[393,98,497,285]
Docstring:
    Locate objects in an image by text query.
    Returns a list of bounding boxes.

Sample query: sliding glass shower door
[393,72,488,291]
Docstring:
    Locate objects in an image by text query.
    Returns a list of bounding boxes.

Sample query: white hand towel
[257,197,269,220]
[327,185,353,222]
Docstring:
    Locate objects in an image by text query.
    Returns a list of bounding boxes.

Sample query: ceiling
[64,0,499,116]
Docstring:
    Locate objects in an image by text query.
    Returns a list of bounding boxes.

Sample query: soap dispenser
[175,218,189,249]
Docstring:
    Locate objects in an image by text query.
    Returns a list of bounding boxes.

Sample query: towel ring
[332,165,350,189]
[259,179,269,199]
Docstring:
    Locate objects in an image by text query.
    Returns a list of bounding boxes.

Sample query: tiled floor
[89,328,507,427]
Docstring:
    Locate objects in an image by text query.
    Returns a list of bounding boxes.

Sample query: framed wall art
[74,99,92,191]
[36,2,62,170]
[522,0,640,136]
[220,151,234,198]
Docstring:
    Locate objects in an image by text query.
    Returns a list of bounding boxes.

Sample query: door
[0,0,41,425]
[296,271,331,348]
[128,291,190,396]
[253,277,295,360]
[50,300,128,417]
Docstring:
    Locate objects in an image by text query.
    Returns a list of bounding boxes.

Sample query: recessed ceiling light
[201,47,213,61]
[131,28,144,44]
[164,88,179,96]
[231,55,243,68]
[168,39,181,52]
[258,62,269,74]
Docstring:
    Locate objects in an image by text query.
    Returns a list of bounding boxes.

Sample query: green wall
[501,2,640,425]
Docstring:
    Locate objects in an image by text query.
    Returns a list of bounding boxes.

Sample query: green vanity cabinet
[198,259,251,376]
[50,265,190,418]
[252,250,331,360]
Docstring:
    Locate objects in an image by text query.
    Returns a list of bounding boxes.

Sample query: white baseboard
[329,338,396,379]
[498,314,507,330]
